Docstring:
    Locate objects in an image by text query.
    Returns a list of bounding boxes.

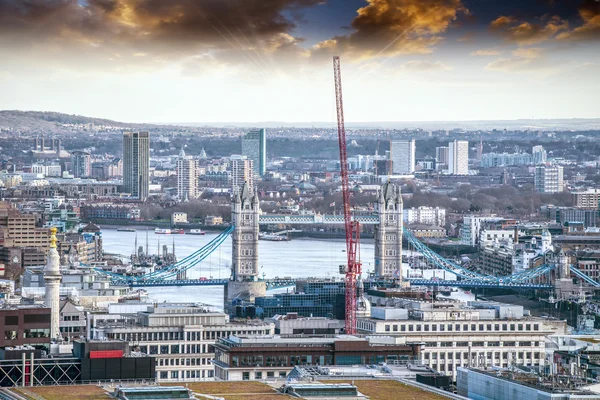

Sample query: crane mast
[333,56,361,335]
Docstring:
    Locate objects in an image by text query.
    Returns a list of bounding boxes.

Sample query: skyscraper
[448,140,469,175]
[242,129,266,177]
[123,131,150,201]
[176,149,199,200]
[390,139,416,174]
[535,165,564,193]
[230,155,254,192]
[71,150,91,178]
[435,146,449,170]
[532,145,547,165]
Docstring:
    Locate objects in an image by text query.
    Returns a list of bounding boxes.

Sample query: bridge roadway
[259,214,379,225]
[124,278,553,290]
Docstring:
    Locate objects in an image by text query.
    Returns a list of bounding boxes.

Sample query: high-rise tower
[44,226,62,340]
[242,129,266,177]
[231,182,260,281]
[123,131,150,201]
[176,149,199,200]
[374,182,403,278]
[390,140,416,174]
[448,140,469,175]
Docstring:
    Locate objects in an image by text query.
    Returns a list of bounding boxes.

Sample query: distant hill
[0,110,140,133]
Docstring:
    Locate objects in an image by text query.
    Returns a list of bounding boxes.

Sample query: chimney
[514,226,518,244]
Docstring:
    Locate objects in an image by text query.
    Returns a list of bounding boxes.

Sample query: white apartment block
[390,140,416,175]
[358,300,567,381]
[448,140,469,175]
[535,165,564,193]
[176,155,199,200]
[230,155,254,192]
[404,206,446,226]
[572,188,600,210]
[91,303,274,383]
[460,214,500,246]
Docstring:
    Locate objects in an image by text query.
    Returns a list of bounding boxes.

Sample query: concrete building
[122,131,150,201]
[448,140,469,175]
[171,212,188,225]
[532,145,547,165]
[270,314,345,335]
[390,140,416,175]
[480,152,533,168]
[535,165,564,193]
[404,206,446,226]
[90,303,274,382]
[460,215,501,246]
[435,146,449,170]
[44,227,62,340]
[0,305,51,348]
[212,334,420,381]
[242,128,266,177]
[230,155,254,192]
[71,151,91,178]
[374,182,403,278]
[358,299,567,381]
[176,150,199,200]
[457,367,599,400]
[572,189,600,210]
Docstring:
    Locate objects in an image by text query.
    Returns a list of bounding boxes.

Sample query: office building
[213,334,420,381]
[532,145,547,165]
[242,129,266,177]
[448,140,469,175]
[91,303,274,382]
[176,150,199,200]
[460,214,501,246]
[71,151,91,178]
[572,189,600,210]
[0,305,51,348]
[230,155,254,192]
[535,165,564,193]
[122,131,150,201]
[435,146,449,170]
[390,140,416,175]
[358,299,567,381]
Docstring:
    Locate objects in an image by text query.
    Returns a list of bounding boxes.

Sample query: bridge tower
[374,182,403,279]
[225,182,266,312]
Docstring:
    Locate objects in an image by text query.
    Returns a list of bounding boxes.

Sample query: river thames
[101,228,461,310]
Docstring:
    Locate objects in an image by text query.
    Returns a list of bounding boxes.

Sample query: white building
[535,165,564,193]
[532,145,547,165]
[449,140,469,175]
[404,206,446,226]
[90,302,274,383]
[390,140,416,175]
[230,155,254,192]
[358,299,567,381]
[171,212,188,225]
[460,214,500,246]
[176,150,199,200]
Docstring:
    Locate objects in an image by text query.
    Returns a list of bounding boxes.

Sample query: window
[4,316,18,325]
[160,371,168,380]
[255,371,262,380]
[416,325,422,332]
[24,314,50,324]
[171,371,179,379]
[385,325,390,332]
[534,324,539,331]
[393,325,398,332]
[424,325,429,332]
[400,325,406,332]
[267,371,275,378]
[243,372,250,381]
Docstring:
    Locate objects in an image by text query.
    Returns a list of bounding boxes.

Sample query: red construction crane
[333,56,361,335]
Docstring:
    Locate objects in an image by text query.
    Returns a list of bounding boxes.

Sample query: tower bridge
[96,182,600,301]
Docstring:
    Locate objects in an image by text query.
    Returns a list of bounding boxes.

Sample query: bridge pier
[224,281,266,314]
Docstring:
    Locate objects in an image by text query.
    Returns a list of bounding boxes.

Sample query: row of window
[242,371,286,380]
[139,344,215,355]
[158,370,214,380]
[5,329,50,340]
[381,322,541,333]
[157,357,210,366]
[423,351,542,360]
[423,341,538,348]
[108,328,266,342]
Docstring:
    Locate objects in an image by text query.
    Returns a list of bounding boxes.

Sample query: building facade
[230,155,254,192]
[436,146,449,170]
[572,189,600,210]
[448,140,469,175]
[176,152,199,200]
[535,165,564,193]
[71,151,92,178]
[123,131,150,201]
[390,140,416,175]
[374,182,403,278]
[404,206,446,226]
[241,129,266,177]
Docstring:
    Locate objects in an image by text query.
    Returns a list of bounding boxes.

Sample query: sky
[0,0,599,124]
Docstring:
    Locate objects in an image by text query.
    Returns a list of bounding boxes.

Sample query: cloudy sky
[0,0,599,123]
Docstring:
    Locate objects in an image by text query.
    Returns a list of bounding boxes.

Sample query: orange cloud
[312,0,468,61]
[557,0,600,41]
[490,15,568,45]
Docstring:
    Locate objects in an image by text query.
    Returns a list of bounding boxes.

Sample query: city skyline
[0,0,598,123]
